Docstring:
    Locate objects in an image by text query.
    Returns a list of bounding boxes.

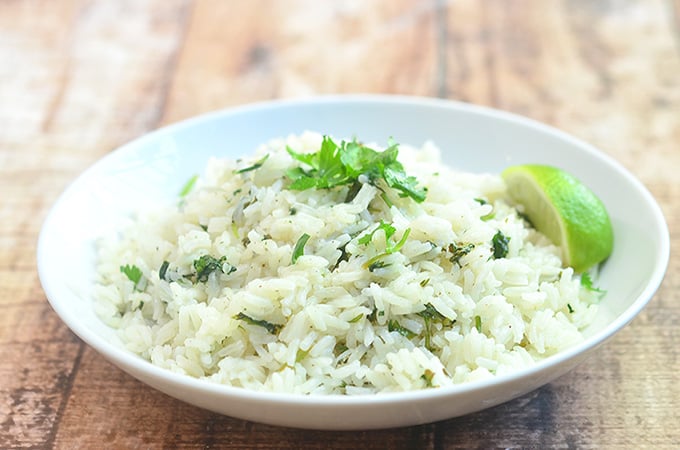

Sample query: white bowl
[38,95,669,430]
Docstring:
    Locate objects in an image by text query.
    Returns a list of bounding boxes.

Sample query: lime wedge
[501,164,613,272]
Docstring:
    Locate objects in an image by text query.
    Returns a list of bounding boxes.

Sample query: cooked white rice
[94,131,600,394]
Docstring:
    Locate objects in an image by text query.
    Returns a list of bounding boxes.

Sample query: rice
[94,131,600,394]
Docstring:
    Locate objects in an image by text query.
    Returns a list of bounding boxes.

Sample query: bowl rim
[37,94,671,407]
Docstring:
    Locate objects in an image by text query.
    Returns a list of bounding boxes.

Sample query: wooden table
[2,1,678,448]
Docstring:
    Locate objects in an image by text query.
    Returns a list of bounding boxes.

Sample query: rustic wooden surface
[1,0,678,448]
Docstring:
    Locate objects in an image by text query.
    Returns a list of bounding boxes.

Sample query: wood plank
[0,341,83,449]
[53,349,437,449]
[483,0,680,184]
[162,0,439,124]
[0,0,193,448]
[436,2,680,447]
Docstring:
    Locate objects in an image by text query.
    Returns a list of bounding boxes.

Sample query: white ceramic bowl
[38,95,669,430]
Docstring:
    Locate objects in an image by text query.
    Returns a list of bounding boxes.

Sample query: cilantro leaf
[388,320,416,339]
[383,163,427,203]
[474,315,483,332]
[234,153,269,174]
[581,272,606,297]
[421,369,435,387]
[417,303,454,351]
[120,264,144,291]
[286,137,350,189]
[159,260,170,281]
[491,231,510,259]
[292,233,311,264]
[234,312,282,334]
[193,255,229,282]
[286,136,426,203]
[360,223,411,270]
[179,174,198,197]
[358,220,396,246]
[447,242,475,265]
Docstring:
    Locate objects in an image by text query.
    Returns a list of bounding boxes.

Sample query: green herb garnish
[234,312,282,334]
[295,348,310,363]
[447,242,475,265]
[581,272,606,297]
[120,264,144,290]
[388,320,416,339]
[474,315,483,333]
[421,369,435,388]
[193,255,228,282]
[474,198,495,220]
[360,222,411,269]
[286,136,427,203]
[159,260,170,281]
[179,174,198,197]
[292,233,311,264]
[348,314,364,323]
[368,261,391,272]
[358,220,396,246]
[567,303,575,313]
[417,303,454,351]
[234,154,269,174]
[334,342,349,356]
[491,231,510,259]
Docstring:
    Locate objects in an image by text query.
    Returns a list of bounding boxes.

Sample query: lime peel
[501,164,613,272]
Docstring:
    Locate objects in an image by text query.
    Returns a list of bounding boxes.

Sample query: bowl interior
[37,96,669,428]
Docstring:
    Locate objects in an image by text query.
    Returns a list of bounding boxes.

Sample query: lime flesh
[501,164,614,272]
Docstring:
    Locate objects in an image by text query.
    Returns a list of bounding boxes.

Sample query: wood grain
[1,0,678,448]
[161,0,439,124]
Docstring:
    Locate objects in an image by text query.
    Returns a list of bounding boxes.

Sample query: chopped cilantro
[234,312,282,334]
[368,260,391,272]
[179,174,198,197]
[344,180,363,203]
[348,314,364,323]
[474,198,495,220]
[447,242,475,265]
[567,303,575,313]
[120,264,144,291]
[385,229,410,254]
[379,191,393,208]
[417,303,446,321]
[334,342,349,356]
[159,260,170,281]
[581,272,606,297]
[367,308,378,323]
[474,315,482,333]
[388,320,416,339]
[421,369,435,388]
[360,222,411,269]
[286,136,427,203]
[330,242,349,272]
[358,220,396,246]
[292,233,310,264]
[417,303,454,350]
[193,255,228,282]
[234,154,269,174]
[491,231,510,259]
[295,348,310,363]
